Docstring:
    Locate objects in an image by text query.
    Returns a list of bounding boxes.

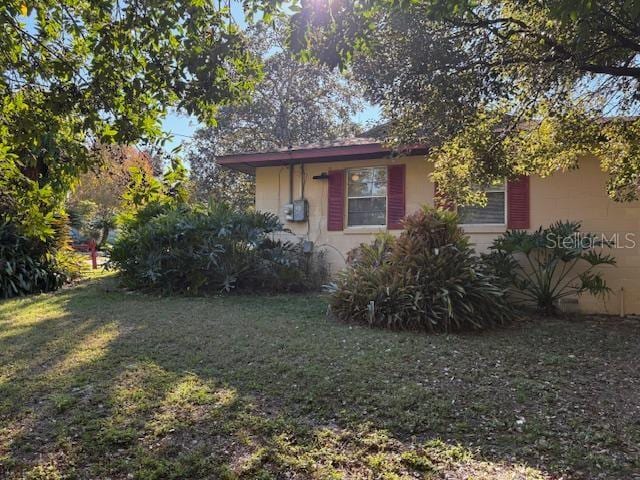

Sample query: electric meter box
[283,199,308,222]
[292,199,308,222]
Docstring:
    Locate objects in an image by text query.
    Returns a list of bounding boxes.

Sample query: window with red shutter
[336,165,406,229]
[458,183,505,224]
[507,176,530,229]
[327,169,345,231]
[346,166,388,227]
[387,164,406,229]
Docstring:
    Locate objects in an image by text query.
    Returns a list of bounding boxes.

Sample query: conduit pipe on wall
[288,159,294,204]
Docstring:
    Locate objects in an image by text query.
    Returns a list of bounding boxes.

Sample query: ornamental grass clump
[328,207,513,332]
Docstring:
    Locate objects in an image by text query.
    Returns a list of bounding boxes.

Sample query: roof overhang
[216,143,429,174]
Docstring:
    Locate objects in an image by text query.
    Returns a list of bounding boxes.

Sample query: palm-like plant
[484,221,616,315]
[91,210,118,248]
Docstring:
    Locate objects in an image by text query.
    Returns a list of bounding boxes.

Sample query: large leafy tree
[0,1,260,238]
[286,0,640,204]
[186,24,363,209]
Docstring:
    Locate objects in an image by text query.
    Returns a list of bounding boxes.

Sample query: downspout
[289,159,294,204]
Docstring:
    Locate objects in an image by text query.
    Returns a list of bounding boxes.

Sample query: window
[347,167,387,226]
[458,182,506,225]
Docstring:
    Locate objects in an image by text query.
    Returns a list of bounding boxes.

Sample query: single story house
[218,136,640,315]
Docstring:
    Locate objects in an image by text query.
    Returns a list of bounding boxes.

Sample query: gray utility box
[284,199,308,222]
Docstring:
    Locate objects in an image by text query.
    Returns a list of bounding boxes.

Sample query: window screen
[458,184,506,224]
[347,167,387,226]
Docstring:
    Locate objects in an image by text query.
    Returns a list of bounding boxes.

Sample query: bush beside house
[329,207,514,332]
[483,221,616,315]
[109,202,327,294]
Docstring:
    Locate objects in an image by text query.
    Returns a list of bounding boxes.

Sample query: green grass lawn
[0,273,638,479]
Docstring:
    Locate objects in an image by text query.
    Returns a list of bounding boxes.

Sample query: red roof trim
[218,143,386,165]
[217,143,429,169]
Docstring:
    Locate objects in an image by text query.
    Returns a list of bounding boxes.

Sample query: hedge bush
[0,220,81,298]
[109,203,327,294]
[328,207,513,332]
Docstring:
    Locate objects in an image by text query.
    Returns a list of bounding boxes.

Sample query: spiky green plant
[345,232,395,267]
[328,207,513,332]
[483,221,616,315]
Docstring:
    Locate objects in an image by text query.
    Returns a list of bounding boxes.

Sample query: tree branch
[579,62,640,78]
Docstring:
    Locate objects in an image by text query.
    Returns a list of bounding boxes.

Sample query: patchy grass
[0,272,638,479]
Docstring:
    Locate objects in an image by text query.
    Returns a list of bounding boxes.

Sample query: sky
[161,104,382,152]
[160,0,382,152]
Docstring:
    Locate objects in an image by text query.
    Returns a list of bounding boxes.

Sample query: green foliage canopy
[283,0,640,204]
[1,0,260,237]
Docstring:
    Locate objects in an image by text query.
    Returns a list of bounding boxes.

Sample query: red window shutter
[507,175,530,229]
[327,170,345,231]
[387,164,406,229]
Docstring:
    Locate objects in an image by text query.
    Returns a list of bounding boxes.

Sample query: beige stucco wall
[255,155,640,315]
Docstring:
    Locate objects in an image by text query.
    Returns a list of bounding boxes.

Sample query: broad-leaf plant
[484,221,616,315]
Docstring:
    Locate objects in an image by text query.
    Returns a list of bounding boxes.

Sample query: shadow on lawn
[0,274,638,479]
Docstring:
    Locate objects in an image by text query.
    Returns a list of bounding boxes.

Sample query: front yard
[0,273,638,479]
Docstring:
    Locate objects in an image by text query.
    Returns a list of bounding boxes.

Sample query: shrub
[109,203,327,294]
[483,221,616,315]
[328,207,513,332]
[51,213,88,280]
[0,222,66,298]
[345,232,395,267]
[55,249,88,281]
[0,213,86,298]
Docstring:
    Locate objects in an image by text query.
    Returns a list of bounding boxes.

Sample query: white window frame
[346,166,388,228]
[458,181,507,228]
